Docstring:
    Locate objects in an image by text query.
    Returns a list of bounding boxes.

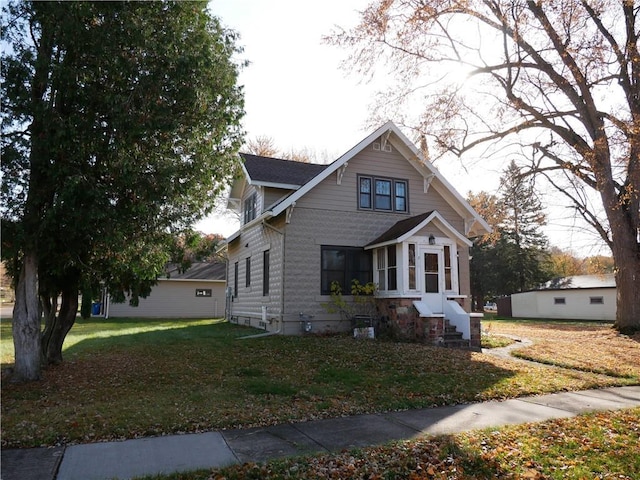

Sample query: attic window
[358,175,408,213]
[243,193,257,224]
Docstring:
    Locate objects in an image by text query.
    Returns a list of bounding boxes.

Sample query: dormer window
[243,192,257,224]
[358,175,408,213]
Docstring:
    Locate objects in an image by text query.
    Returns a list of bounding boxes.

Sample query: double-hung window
[263,250,270,296]
[375,245,398,291]
[243,192,257,224]
[408,244,417,290]
[358,175,408,212]
[233,262,239,297]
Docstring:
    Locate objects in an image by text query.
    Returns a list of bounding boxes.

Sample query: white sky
[198,0,609,258]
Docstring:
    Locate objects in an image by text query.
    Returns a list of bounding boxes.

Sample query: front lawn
[1,317,638,448]
[488,320,640,378]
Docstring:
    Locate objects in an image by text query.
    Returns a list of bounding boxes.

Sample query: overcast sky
[199,0,608,258]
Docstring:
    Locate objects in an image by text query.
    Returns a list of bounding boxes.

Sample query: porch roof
[365,211,473,249]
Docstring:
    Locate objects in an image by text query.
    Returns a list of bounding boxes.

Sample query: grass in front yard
[1,318,638,448]
[489,320,640,378]
[480,334,515,349]
[137,408,640,480]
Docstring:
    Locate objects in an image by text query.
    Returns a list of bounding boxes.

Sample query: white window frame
[374,237,459,297]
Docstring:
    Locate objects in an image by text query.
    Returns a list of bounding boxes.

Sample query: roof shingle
[366,212,434,247]
[241,153,328,187]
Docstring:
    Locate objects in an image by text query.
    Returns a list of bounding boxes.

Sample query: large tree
[329,1,640,332]
[498,160,552,292]
[468,162,553,306]
[1,1,244,381]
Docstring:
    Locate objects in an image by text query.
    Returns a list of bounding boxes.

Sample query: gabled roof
[365,211,473,249]
[266,122,490,236]
[226,121,491,241]
[241,153,328,189]
[163,262,226,281]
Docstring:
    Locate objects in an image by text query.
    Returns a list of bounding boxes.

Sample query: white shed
[511,274,616,321]
[107,262,227,318]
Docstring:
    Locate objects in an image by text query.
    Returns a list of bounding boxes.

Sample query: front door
[421,247,444,313]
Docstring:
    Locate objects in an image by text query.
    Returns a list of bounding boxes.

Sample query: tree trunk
[41,286,79,365]
[11,252,42,382]
[611,229,640,333]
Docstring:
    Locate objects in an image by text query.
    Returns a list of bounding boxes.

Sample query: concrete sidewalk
[2,386,640,480]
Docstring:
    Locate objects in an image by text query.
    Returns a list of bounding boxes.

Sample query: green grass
[1,318,637,448]
[481,334,515,349]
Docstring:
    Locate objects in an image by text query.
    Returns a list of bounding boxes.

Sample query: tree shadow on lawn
[2,321,542,447]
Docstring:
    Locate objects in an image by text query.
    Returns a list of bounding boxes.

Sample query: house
[106,262,227,318]
[510,274,616,321]
[222,122,491,346]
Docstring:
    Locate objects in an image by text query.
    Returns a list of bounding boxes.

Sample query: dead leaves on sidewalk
[208,408,640,480]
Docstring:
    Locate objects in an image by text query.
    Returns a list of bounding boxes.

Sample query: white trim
[249,180,302,190]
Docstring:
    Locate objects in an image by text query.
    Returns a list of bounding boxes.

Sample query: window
[408,244,416,290]
[375,179,392,210]
[444,245,452,290]
[375,246,398,291]
[321,246,372,294]
[245,257,251,288]
[358,175,408,212]
[425,253,439,293]
[387,245,397,290]
[263,250,270,296]
[243,192,257,224]
[590,296,604,304]
[395,181,407,211]
[233,262,239,297]
[359,177,371,209]
[554,297,566,305]
[376,248,386,290]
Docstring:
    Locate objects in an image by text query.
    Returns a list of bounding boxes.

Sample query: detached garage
[106,262,227,318]
[511,274,616,321]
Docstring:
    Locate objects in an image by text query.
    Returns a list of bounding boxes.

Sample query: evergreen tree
[1,1,244,381]
[497,161,553,293]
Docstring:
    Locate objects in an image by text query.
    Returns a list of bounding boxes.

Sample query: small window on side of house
[233,262,239,297]
[244,192,257,224]
[408,243,416,290]
[590,296,604,304]
[245,257,251,288]
[554,297,566,305]
[387,245,397,290]
[263,250,270,296]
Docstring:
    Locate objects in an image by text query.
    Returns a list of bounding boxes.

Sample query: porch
[376,297,482,349]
